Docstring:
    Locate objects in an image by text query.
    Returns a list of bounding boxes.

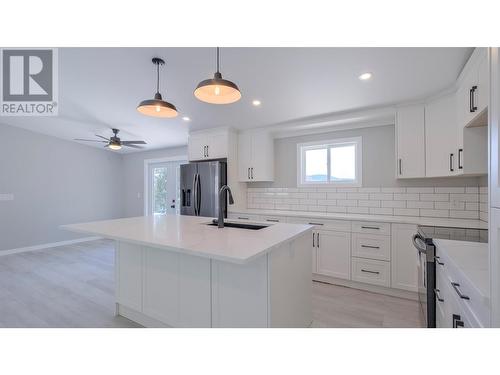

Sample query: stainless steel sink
[206,220,268,230]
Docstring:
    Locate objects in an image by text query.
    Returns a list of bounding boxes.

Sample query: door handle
[449,153,454,172]
[361,269,380,275]
[471,85,478,112]
[197,173,201,215]
[192,174,198,215]
[451,282,470,300]
[434,288,444,302]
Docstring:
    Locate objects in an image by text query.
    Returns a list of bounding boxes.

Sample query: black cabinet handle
[237,216,249,220]
[451,282,470,300]
[398,158,402,175]
[317,233,320,247]
[248,168,250,180]
[361,269,380,275]
[308,222,324,226]
[312,232,315,247]
[453,314,464,328]
[469,87,473,112]
[470,85,478,112]
[361,226,380,230]
[251,167,254,179]
[434,256,445,266]
[449,153,454,172]
[434,288,444,302]
[266,219,280,222]
[361,245,380,249]
[458,149,463,170]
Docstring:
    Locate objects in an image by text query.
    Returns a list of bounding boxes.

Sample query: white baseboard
[313,274,418,301]
[0,236,103,257]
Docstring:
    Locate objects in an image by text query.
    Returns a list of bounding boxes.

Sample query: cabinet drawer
[352,233,391,261]
[352,221,391,235]
[351,257,391,287]
[287,217,351,231]
[227,213,261,221]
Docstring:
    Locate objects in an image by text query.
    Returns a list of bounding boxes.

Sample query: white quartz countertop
[434,239,489,305]
[61,215,312,264]
[229,209,488,229]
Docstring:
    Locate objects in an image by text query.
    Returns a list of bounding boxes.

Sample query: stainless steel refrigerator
[180,161,227,217]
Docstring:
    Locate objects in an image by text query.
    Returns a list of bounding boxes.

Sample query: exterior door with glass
[148,160,185,215]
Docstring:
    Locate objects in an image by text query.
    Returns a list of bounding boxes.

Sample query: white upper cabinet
[238,130,274,182]
[395,105,426,178]
[425,94,458,177]
[188,129,229,161]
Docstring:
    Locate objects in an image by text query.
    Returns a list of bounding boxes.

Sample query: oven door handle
[412,234,427,254]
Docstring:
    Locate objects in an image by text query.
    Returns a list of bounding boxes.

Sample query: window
[297,137,362,187]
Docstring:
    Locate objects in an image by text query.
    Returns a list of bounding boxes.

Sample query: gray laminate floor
[0,239,423,328]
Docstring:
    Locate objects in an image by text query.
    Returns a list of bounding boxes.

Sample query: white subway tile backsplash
[347,192,369,200]
[393,208,419,216]
[380,187,406,193]
[420,193,449,201]
[407,200,434,209]
[337,199,358,207]
[327,192,347,200]
[394,193,419,201]
[370,207,393,215]
[369,193,393,201]
[381,200,406,208]
[406,187,434,193]
[246,185,487,222]
[450,193,479,202]
[327,206,347,213]
[358,200,380,207]
[347,207,370,214]
[308,192,327,199]
[435,187,465,193]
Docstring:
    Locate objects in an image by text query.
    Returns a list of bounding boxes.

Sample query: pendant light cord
[156,61,160,94]
[216,47,220,73]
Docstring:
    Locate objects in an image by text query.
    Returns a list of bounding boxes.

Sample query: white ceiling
[2,47,473,153]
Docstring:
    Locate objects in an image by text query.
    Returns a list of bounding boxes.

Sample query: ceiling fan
[74,128,146,151]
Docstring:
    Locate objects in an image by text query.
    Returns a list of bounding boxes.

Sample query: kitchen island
[62,215,313,328]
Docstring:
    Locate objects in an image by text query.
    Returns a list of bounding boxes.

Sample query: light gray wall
[0,123,125,251]
[122,146,187,217]
[252,124,481,188]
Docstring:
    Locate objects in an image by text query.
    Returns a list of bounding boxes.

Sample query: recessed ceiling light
[182,116,191,121]
[358,72,372,81]
[252,100,261,106]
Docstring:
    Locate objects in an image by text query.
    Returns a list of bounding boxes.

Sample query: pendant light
[194,47,241,104]
[137,57,178,118]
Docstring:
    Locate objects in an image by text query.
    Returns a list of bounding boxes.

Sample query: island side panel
[211,255,269,328]
[268,232,312,328]
[116,241,143,312]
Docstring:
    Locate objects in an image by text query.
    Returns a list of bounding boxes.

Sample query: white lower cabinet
[391,224,418,292]
[351,257,391,287]
[316,230,351,280]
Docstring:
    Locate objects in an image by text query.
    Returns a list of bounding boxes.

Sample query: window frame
[297,136,362,187]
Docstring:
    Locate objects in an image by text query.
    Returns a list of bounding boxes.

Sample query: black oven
[412,229,436,328]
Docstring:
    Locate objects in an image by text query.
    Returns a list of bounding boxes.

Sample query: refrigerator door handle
[196,173,202,215]
[192,174,198,215]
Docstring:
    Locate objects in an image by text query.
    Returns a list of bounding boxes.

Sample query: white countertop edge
[229,209,488,229]
[60,222,313,265]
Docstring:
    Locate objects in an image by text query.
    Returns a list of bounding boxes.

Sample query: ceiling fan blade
[95,134,110,141]
[123,144,143,149]
[74,138,108,142]
[121,140,147,145]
